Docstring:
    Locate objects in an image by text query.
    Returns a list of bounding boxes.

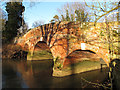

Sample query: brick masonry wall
[17,21,119,66]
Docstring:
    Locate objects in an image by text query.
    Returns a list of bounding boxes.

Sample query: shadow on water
[51,67,109,88]
[110,59,120,89]
[2,59,54,88]
[2,59,109,88]
[25,59,54,88]
[2,60,28,88]
[60,50,109,88]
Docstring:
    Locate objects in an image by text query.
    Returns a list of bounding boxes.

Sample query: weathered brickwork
[17,21,119,67]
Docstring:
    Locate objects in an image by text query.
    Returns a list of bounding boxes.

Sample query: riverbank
[2,43,26,60]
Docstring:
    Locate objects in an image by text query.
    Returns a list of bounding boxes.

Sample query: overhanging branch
[95,6,120,24]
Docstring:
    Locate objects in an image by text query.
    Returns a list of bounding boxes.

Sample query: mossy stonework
[27,50,53,60]
[52,60,107,77]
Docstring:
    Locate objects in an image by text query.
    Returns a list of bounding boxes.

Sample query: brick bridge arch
[23,43,29,52]
[17,21,110,66]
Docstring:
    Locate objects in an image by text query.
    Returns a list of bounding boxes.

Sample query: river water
[2,59,109,89]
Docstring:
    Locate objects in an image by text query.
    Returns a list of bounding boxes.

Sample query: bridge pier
[26,51,34,60]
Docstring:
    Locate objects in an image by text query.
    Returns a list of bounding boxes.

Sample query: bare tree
[32,20,44,28]
[52,2,90,22]
[84,1,119,23]
[0,8,7,32]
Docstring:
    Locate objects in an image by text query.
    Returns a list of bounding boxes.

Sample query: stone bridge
[17,21,111,67]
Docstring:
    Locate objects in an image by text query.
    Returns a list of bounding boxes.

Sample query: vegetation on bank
[2,43,27,60]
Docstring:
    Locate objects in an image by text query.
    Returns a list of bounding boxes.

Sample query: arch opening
[64,49,105,67]
[24,44,29,52]
[32,41,53,60]
[55,49,108,76]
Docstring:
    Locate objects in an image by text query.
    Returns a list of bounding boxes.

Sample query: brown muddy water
[2,59,110,89]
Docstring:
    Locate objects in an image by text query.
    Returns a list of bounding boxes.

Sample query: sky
[22,1,118,29]
[23,2,66,29]
[1,0,119,29]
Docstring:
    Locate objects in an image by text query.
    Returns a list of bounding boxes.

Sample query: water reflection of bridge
[2,60,109,88]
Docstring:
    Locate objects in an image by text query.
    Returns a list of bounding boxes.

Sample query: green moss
[63,61,106,71]
[27,50,53,60]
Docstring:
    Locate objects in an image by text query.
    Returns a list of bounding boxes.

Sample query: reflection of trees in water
[2,60,54,88]
[2,60,110,88]
[16,60,54,88]
[2,61,23,88]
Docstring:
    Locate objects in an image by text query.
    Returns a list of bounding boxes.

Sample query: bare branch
[95,5,120,23]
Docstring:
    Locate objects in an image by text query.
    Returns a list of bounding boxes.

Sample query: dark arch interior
[64,49,104,66]
[32,41,54,77]
[33,41,53,60]
[24,44,29,52]
[34,41,50,51]
[74,49,96,54]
